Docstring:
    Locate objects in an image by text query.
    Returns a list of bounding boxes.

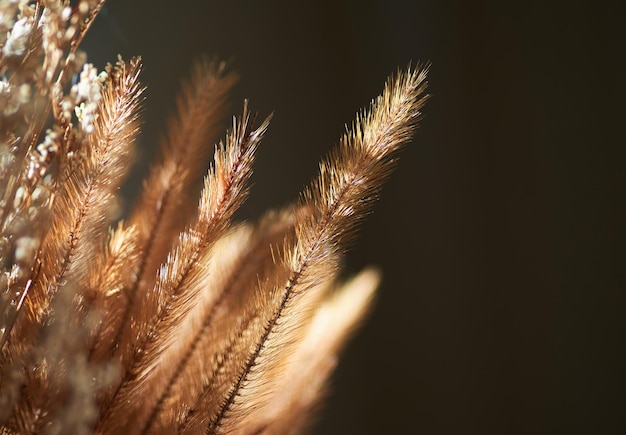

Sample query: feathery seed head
[0,2,428,434]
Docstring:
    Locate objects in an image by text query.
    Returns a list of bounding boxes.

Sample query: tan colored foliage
[0,2,428,433]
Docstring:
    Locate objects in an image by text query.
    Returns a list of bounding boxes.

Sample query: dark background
[85,1,623,433]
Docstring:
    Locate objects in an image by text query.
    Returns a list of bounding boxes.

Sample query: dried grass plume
[0,1,429,433]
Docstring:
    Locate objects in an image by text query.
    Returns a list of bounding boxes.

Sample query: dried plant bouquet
[0,1,428,434]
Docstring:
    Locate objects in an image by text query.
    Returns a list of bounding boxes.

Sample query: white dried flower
[3,16,30,56]
[72,64,106,134]
[0,81,19,116]
[14,236,36,262]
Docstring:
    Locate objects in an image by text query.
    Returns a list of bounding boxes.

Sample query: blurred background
[85,1,623,433]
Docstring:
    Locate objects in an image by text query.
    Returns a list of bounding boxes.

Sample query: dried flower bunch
[0,1,428,434]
